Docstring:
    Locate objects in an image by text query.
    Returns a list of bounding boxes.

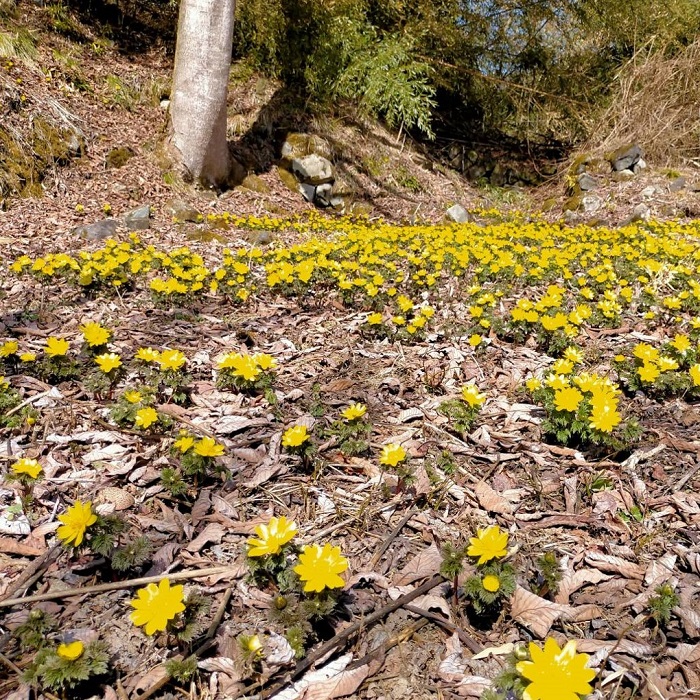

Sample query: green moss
[105,146,134,169]
[0,116,79,198]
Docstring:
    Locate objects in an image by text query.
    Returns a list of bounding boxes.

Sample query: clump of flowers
[379,441,414,489]
[324,403,371,456]
[439,382,486,434]
[80,321,111,352]
[36,336,80,383]
[282,424,311,454]
[246,515,299,586]
[441,525,516,617]
[163,431,228,494]
[23,637,110,693]
[217,351,277,392]
[5,457,43,514]
[528,371,639,449]
[0,339,19,373]
[109,386,155,426]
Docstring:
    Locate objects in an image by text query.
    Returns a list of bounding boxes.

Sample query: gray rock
[281,133,333,162]
[160,99,170,110]
[582,195,603,213]
[670,177,686,192]
[577,173,597,191]
[300,183,316,203]
[632,203,651,221]
[612,169,635,182]
[640,186,658,199]
[314,183,333,207]
[563,210,578,225]
[164,199,201,223]
[330,195,345,211]
[633,158,647,174]
[611,144,643,171]
[466,164,487,181]
[446,204,470,223]
[291,154,333,185]
[74,219,119,241]
[689,181,700,192]
[124,205,151,230]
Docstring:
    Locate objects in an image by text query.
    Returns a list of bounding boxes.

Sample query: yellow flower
[461,383,486,407]
[637,363,660,383]
[366,312,383,325]
[95,352,122,373]
[136,347,160,362]
[657,356,678,372]
[174,433,195,452]
[482,574,501,592]
[253,353,277,371]
[57,500,97,547]
[134,407,159,429]
[80,322,111,347]
[158,349,186,371]
[0,340,19,357]
[130,578,186,635]
[551,358,573,375]
[633,343,659,364]
[468,334,482,347]
[57,641,84,660]
[123,390,142,404]
[246,635,263,653]
[247,515,298,557]
[293,543,348,592]
[563,346,584,364]
[467,525,508,565]
[671,334,691,353]
[282,425,309,448]
[554,387,583,412]
[342,403,367,421]
[526,377,542,392]
[380,443,407,466]
[194,436,225,457]
[20,352,36,362]
[11,458,42,479]
[690,364,700,387]
[589,394,621,433]
[219,353,261,381]
[516,638,596,700]
[45,336,70,357]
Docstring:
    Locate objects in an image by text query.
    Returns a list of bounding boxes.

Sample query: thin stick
[404,604,482,654]
[368,508,416,569]
[0,566,238,608]
[0,544,61,602]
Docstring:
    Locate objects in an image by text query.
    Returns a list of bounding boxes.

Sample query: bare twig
[0,566,239,608]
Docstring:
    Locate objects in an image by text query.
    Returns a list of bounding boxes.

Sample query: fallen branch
[0,565,239,608]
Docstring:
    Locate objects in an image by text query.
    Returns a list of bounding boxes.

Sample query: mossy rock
[276,166,300,193]
[280,133,332,163]
[240,174,270,194]
[562,195,583,212]
[0,116,78,198]
[106,147,135,169]
[541,197,558,212]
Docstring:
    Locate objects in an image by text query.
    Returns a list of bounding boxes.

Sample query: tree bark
[169,0,235,187]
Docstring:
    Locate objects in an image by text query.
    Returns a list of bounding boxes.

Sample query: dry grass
[590,39,700,165]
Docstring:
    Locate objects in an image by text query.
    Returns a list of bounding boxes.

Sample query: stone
[609,144,643,172]
[640,186,658,199]
[466,164,487,180]
[562,195,583,212]
[74,219,119,241]
[291,154,333,185]
[164,199,201,223]
[281,133,333,162]
[612,169,635,182]
[314,183,333,207]
[105,146,134,169]
[577,173,597,191]
[124,205,151,230]
[633,158,647,174]
[65,130,84,158]
[632,203,651,221]
[563,209,578,225]
[581,195,603,213]
[300,183,316,203]
[446,204,470,223]
[240,174,270,194]
[276,167,300,193]
[330,195,344,211]
[541,198,558,212]
[669,177,686,192]
[160,99,170,110]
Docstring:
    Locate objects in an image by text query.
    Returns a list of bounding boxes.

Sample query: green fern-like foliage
[111,536,153,571]
[14,610,57,650]
[165,656,198,683]
[174,592,211,643]
[26,641,110,692]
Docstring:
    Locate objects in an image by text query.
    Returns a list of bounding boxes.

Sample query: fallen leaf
[186,523,226,552]
[585,552,644,579]
[473,481,514,515]
[0,537,44,556]
[555,568,611,605]
[393,543,442,585]
[510,585,570,638]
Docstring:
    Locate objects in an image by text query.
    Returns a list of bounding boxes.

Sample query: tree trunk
[169,0,235,188]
